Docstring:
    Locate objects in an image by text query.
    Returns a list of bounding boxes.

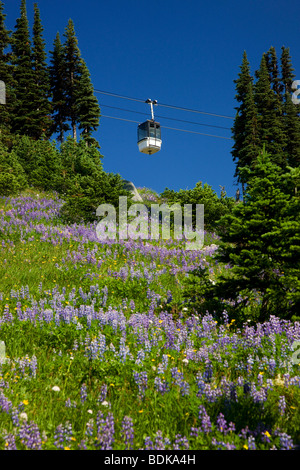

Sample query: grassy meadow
[0,189,299,450]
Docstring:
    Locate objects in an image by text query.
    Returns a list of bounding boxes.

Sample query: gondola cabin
[137,119,162,155]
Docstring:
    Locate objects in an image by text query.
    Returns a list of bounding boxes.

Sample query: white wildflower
[19,412,28,421]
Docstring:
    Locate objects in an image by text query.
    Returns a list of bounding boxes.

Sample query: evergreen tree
[214,147,300,323]
[231,51,259,193]
[58,137,131,224]
[31,3,52,138]
[282,91,300,168]
[0,1,14,132]
[254,54,287,167]
[49,32,70,142]
[63,19,82,140]
[75,58,100,147]
[280,46,296,95]
[0,140,27,196]
[265,46,281,98]
[10,0,37,137]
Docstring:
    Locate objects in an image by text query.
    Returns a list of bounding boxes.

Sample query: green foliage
[11,135,62,191]
[232,46,299,189]
[181,266,223,317]
[31,3,52,138]
[10,0,40,137]
[160,181,234,231]
[0,142,27,196]
[214,148,298,323]
[58,138,132,224]
[49,32,70,142]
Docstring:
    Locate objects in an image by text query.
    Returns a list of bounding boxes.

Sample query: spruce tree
[231,51,259,194]
[11,0,37,137]
[254,54,287,167]
[0,1,14,132]
[49,32,70,142]
[282,91,300,168]
[32,3,52,138]
[265,46,281,98]
[214,147,300,323]
[280,46,296,95]
[75,58,100,147]
[63,19,82,140]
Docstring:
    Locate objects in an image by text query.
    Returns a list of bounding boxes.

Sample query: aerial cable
[100,104,232,131]
[94,89,234,120]
[101,114,232,140]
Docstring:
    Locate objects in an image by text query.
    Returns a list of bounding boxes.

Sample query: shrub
[0,143,27,196]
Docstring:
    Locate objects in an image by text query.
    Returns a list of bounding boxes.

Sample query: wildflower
[22,400,29,406]
[52,386,60,392]
[278,396,286,416]
[19,412,28,421]
[121,416,134,450]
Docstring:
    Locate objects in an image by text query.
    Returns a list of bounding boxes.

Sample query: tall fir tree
[75,58,100,147]
[11,0,37,137]
[280,46,296,95]
[231,51,259,194]
[63,18,82,140]
[215,147,300,323]
[265,46,281,99]
[31,3,52,138]
[282,91,300,168]
[49,32,70,142]
[254,54,287,167]
[0,1,15,133]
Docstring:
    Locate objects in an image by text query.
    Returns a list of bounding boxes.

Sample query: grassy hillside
[0,190,299,450]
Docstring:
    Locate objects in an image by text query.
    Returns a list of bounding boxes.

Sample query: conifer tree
[49,32,70,142]
[11,0,37,137]
[282,91,300,168]
[31,3,52,138]
[63,19,82,140]
[215,147,300,323]
[280,46,296,95]
[231,51,259,194]
[265,46,281,98]
[254,54,287,167]
[0,1,14,132]
[75,58,100,147]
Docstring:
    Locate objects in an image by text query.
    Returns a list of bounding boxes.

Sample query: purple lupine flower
[85,419,94,437]
[133,371,148,397]
[99,384,108,403]
[135,348,145,365]
[95,411,115,450]
[0,391,12,413]
[173,434,189,450]
[144,436,154,450]
[121,416,134,449]
[80,384,88,403]
[247,435,256,450]
[198,405,212,434]
[18,420,42,450]
[11,408,20,427]
[29,355,37,377]
[154,376,170,395]
[153,430,171,450]
[196,373,206,397]
[216,413,228,434]
[278,396,286,416]
[274,430,294,450]
[3,433,17,450]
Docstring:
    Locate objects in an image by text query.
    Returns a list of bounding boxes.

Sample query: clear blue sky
[3,0,300,198]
